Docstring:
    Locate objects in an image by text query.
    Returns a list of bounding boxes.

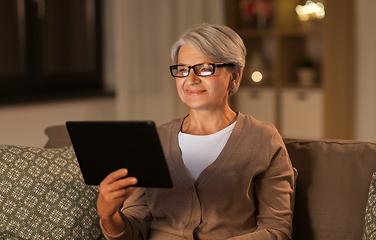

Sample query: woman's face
[176,45,233,112]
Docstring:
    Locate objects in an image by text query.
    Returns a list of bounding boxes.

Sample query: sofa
[1,125,376,240]
[284,139,376,240]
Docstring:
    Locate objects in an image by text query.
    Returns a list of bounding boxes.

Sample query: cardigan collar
[169,112,246,188]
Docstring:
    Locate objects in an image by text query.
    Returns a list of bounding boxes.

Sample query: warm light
[295,1,325,21]
[251,71,263,83]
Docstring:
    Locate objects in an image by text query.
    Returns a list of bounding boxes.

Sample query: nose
[186,68,201,85]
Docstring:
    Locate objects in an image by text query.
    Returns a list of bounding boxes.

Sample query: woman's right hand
[97,168,138,234]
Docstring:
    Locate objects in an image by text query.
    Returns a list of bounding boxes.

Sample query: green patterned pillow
[0,145,105,240]
[364,172,376,240]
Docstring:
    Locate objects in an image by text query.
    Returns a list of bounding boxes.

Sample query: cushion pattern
[364,172,376,240]
[0,145,105,239]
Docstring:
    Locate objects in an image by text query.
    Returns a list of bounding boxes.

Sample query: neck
[182,106,237,135]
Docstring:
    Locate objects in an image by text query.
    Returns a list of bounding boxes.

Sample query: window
[0,0,104,104]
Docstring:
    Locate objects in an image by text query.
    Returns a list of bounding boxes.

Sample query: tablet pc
[66,121,173,188]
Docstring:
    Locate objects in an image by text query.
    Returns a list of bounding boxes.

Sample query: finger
[109,186,137,201]
[98,186,137,213]
[102,169,129,185]
[111,176,138,191]
[97,187,137,219]
[100,175,138,195]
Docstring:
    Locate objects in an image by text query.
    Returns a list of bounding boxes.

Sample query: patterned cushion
[0,145,105,239]
[364,172,376,240]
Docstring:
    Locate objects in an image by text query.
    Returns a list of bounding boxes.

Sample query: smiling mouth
[186,89,206,95]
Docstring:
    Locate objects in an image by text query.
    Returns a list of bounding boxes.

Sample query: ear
[231,68,241,86]
[228,78,237,93]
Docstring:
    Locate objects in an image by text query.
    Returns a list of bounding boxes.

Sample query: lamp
[295,1,325,32]
[248,52,267,84]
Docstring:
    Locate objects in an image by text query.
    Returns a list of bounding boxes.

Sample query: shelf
[237,28,322,39]
[228,0,358,139]
[240,82,322,90]
[237,29,274,38]
[240,82,275,89]
[227,0,323,133]
[281,82,322,89]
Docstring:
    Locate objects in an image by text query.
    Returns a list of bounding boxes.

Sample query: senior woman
[98,23,294,240]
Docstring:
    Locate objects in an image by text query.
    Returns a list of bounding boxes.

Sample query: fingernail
[131,178,138,184]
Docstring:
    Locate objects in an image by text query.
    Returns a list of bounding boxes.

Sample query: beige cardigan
[101,113,294,240]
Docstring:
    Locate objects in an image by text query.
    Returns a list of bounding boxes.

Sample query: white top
[178,122,236,181]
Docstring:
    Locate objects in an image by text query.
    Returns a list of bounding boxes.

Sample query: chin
[182,100,205,110]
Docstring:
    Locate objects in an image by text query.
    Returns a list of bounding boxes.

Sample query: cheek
[212,77,231,94]
[176,80,185,98]
[176,79,182,90]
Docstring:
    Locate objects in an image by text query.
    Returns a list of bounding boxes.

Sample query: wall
[0,97,115,147]
[355,0,376,141]
[108,0,225,124]
[323,0,355,140]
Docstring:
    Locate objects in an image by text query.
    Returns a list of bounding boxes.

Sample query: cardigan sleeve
[101,188,153,240]
[228,132,294,240]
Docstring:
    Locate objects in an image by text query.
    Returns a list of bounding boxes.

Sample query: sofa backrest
[284,139,376,240]
[44,125,72,148]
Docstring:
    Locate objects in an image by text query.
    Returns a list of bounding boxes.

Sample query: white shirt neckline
[178,121,236,181]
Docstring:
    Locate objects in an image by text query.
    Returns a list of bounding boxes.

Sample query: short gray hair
[171,23,247,95]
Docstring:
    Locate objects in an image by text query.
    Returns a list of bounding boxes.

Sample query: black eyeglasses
[170,63,234,78]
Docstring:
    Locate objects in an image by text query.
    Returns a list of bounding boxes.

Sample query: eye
[198,64,213,76]
[176,66,189,76]
[200,71,212,76]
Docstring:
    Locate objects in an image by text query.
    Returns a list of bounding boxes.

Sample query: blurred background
[0,0,375,147]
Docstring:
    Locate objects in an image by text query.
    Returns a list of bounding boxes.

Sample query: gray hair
[171,23,247,95]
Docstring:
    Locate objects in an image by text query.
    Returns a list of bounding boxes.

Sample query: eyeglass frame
[169,63,234,78]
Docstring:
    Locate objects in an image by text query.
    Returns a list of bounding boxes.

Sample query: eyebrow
[175,62,213,66]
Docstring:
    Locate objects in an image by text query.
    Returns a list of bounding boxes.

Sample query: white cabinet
[234,87,323,139]
[235,87,276,126]
[281,88,324,139]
